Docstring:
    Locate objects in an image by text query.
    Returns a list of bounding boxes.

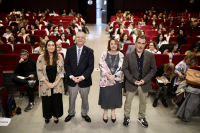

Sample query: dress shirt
[135,50,144,81]
[69,45,85,80]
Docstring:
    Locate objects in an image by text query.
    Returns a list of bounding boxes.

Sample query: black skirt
[98,81,122,109]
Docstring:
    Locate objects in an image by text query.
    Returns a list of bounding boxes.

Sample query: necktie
[77,48,81,65]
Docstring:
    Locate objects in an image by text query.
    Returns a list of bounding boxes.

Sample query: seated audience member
[0,37,4,44]
[30,23,38,34]
[12,49,38,111]
[2,27,13,41]
[8,34,21,50]
[155,23,166,33]
[185,42,200,55]
[26,34,38,51]
[173,54,198,90]
[43,35,49,41]
[62,10,67,16]
[164,28,174,44]
[40,17,47,25]
[162,14,167,22]
[69,9,76,17]
[151,15,157,29]
[145,41,161,54]
[130,13,134,22]
[58,33,70,45]
[128,23,136,35]
[177,28,187,49]
[34,19,41,30]
[66,26,75,41]
[153,63,175,108]
[50,26,60,37]
[115,28,123,41]
[116,10,122,18]
[179,22,184,28]
[69,22,78,34]
[56,41,67,59]
[164,41,179,62]
[14,21,24,33]
[72,18,82,30]
[148,12,152,19]
[22,20,29,30]
[133,29,142,43]
[114,23,124,36]
[142,14,147,22]
[158,13,163,19]
[49,10,59,16]
[18,27,29,43]
[77,13,85,24]
[110,17,120,29]
[149,6,156,12]
[119,33,131,51]
[47,24,54,31]
[155,33,167,48]
[58,23,65,33]
[34,39,46,54]
[47,19,54,30]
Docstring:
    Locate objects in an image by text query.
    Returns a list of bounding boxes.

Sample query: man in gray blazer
[122,35,157,127]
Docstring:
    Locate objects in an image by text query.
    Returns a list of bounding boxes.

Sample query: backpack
[6,94,17,117]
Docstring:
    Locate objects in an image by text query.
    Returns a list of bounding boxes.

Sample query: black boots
[153,98,158,107]
[162,99,168,108]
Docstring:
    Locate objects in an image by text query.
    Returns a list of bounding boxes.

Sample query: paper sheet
[0,117,11,126]
[156,76,170,83]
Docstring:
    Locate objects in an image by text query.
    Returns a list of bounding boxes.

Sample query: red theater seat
[123,43,134,55]
[180,44,192,54]
[140,25,152,32]
[0,44,12,54]
[14,44,32,54]
[187,37,200,44]
[66,34,74,46]
[48,35,58,42]
[29,53,40,61]
[34,43,40,49]
[34,35,41,43]
[0,37,7,44]
[61,43,70,49]
[191,31,200,37]
[169,36,177,43]
[172,54,186,66]
[145,30,158,41]
[128,35,133,43]
[17,36,25,43]
[34,30,47,37]
[0,54,19,71]
[196,56,200,66]
[123,30,129,35]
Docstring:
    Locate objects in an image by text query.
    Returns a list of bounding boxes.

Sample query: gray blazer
[122,49,157,93]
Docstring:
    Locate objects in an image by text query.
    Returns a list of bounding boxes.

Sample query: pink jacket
[99,51,124,87]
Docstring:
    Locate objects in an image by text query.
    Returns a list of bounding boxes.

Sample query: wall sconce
[104,0,107,5]
[88,0,93,5]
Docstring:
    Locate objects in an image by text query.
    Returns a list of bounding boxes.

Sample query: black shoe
[19,93,24,98]
[123,117,130,126]
[24,102,35,112]
[54,119,59,124]
[162,99,168,108]
[103,114,108,123]
[82,115,91,122]
[138,117,148,127]
[45,119,49,124]
[64,115,75,122]
[153,98,158,107]
[111,114,116,123]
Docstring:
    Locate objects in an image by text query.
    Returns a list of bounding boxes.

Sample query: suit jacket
[64,45,94,88]
[122,49,157,93]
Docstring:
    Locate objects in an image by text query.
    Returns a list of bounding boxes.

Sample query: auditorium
[0,0,200,132]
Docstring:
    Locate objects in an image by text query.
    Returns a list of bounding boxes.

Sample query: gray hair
[135,35,147,43]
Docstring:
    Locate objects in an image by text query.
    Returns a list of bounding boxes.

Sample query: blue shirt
[135,50,144,81]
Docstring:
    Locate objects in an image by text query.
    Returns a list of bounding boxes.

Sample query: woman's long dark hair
[177,28,187,38]
[155,33,165,44]
[44,40,58,65]
[27,34,37,48]
[11,34,18,44]
[66,26,73,35]
[190,42,200,52]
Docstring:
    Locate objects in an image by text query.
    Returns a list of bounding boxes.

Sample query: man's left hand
[138,79,145,85]
[29,74,34,78]
[75,76,83,83]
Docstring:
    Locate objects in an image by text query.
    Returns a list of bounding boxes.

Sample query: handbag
[185,68,200,87]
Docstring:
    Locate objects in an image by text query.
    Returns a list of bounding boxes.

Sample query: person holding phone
[12,49,38,111]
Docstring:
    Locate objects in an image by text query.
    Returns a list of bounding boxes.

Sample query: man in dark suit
[64,31,94,123]
[122,35,157,127]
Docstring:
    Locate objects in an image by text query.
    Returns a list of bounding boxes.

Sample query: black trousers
[41,89,63,119]
[155,82,170,99]
[12,76,38,102]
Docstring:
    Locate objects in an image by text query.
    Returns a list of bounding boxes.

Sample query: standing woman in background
[37,40,65,124]
[99,37,124,123]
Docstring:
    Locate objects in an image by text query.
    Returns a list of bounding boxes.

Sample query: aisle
[1,24,200,133]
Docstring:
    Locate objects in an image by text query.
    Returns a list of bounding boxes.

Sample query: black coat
[64,45,94,87]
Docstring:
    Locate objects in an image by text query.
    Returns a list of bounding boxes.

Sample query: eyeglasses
[76,36,85,39]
